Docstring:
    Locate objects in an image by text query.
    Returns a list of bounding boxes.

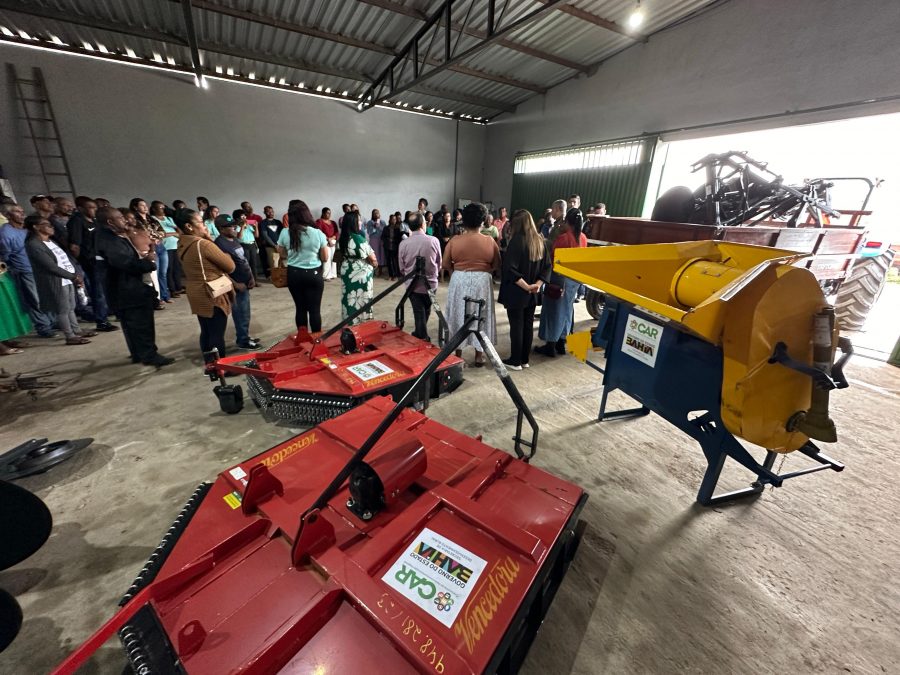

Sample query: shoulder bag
[197,240,234,299]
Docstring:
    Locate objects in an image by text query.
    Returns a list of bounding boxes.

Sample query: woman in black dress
[498,209,551,369]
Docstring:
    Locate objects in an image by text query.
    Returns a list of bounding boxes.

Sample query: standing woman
[535,208,587,357]
[337,210,377,324]
[441,203,500,367]
[316,207,339,281]
[204,205,220,239]
[498,210,550,370]
[131,198,169,307]
[176,209,236,360]
[435,210,454,281]
[365,208,386,277]
[149,200,182,298]
[382,214,405,280]
[24,215,96,345]
[277,201,328,333]
[494,207,509,237]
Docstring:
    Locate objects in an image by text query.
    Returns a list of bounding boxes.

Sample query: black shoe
[130,356,140,363]
[501,358,522,371]
[96,322,120,332]
[236,343,256,350]
[534,343,556,357]
[555,339,567,355]
[143,355,175,368]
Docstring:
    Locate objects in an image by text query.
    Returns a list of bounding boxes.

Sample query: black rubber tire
[651,186,695,223]
[584,289,606,321]
[834,249,894,331]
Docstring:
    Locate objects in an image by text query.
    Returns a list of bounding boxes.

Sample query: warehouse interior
[1,0,899,673]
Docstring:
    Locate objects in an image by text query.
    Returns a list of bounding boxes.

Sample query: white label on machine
[347,359,394,381]
[381,527,487,628]
[622,314,663,367]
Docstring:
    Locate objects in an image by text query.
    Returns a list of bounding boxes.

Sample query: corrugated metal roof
[0,0,720,122]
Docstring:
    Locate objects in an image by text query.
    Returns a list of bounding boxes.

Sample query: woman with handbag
[498,210,551,370]
[277,201,328,333]
[176,210,236,361]
[534,208,587,358]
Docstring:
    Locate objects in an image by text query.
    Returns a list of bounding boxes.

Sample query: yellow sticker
[223,491,242,509]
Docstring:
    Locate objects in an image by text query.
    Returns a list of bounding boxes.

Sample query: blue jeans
[232,287,251,346]
[155,243,169,301]
[8,266,55,335]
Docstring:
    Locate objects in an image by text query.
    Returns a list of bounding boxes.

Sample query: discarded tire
[834,249,894,331]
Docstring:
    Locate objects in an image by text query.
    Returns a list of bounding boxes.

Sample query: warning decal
[382,527,488,628]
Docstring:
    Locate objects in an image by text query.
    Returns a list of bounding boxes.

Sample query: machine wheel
[584,289,606,321]
[651,186,695,223]
[834,249,894,331]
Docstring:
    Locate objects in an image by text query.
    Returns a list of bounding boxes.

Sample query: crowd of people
[0,190,602,371]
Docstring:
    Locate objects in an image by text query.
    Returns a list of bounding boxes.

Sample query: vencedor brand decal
[621,313,663,367]
[260,432,318,468]
[382,528,487,629]
[454,556,521,654]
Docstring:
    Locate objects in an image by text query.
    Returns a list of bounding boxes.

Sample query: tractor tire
[834,249,894,331]
[651,186,695,223]
[584,289,606,321]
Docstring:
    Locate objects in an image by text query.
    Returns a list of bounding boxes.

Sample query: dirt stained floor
[1,277,897,674]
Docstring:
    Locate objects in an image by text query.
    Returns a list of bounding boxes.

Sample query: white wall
[482,0,900,209]
[0,44,485,217]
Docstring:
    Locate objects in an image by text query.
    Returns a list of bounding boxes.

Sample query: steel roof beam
[357,0,590,74]
[533,0,638,39]
[180,0,203,82]
[179,0,543,93]
[361,0,567,111]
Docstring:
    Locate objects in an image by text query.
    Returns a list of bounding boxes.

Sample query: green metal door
[510,136,658,219]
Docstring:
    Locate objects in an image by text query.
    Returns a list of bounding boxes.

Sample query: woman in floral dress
[337,211,377,324]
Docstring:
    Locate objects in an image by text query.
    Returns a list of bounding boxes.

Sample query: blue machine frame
[587,298,844,506]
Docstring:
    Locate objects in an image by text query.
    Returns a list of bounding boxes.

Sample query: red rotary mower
[54,300,587,675]
[206,257,463,425]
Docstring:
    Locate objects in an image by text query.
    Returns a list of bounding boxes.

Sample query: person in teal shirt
[276,201,328,332]
[150,200,184,295]
[204,205,220,239]
[233,209,260,281]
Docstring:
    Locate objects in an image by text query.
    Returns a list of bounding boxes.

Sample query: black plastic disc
[0,480,53,570]
[0,588,23,653]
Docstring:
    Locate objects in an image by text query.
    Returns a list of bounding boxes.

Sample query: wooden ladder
[7,64,76,198]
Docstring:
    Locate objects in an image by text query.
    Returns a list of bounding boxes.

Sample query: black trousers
[506,304,536,366]
[409,292,432,341]
[386,249,400,278]
[287,266,324,332]
[242,243,261,280]
[198,307,228,359]
[119,299,158,363]
[166,249,184,292]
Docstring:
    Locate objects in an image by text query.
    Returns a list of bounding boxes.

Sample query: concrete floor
[1,277,898,674]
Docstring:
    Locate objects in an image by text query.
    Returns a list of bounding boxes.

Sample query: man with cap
[214,214,259,350]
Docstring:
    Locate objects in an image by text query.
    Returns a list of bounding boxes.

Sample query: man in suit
[95,207,174,367]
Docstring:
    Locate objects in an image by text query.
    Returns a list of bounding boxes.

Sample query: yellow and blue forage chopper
[557,241,852,505]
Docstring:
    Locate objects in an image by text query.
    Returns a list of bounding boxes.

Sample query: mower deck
[213,321,464,424]
[87,397,585,674]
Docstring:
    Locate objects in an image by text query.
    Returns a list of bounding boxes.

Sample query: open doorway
[651,112,900,360]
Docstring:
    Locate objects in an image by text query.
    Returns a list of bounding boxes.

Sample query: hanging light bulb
[627,0,644,30]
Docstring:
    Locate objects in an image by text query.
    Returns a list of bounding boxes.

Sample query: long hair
[565,207,584,240]
[339,210,360,255]
[203,205,218,222]
[288,200,314,252]
[510,209,544,262]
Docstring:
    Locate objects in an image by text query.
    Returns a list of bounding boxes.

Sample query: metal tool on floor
[53,300,586,675]
[558,241,851,506]
[0,369,57,399]
[206,256,463,424]
[0,437,94,480]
